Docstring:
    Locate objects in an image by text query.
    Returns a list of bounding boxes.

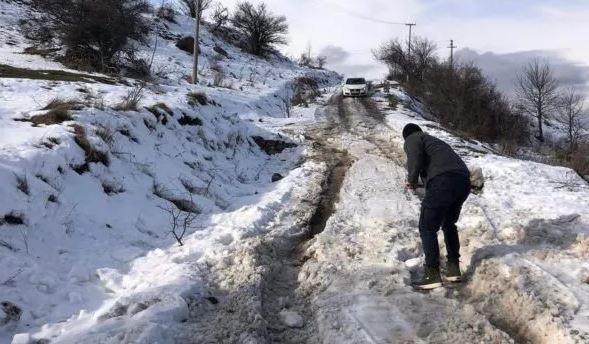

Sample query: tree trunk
[537,108,544,142]
[191,0,201,84]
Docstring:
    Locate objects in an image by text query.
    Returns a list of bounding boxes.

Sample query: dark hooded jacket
[403,131,469,186]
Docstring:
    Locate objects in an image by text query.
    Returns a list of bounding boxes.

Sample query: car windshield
[346,78,366,85]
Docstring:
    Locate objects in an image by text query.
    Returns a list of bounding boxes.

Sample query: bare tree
[374,38,409,81]
[373,37,436,83]
[179,0,206,18]
[231,2,288,56]
[159,201,199,246]
[211,2,229,32]
[30,0,151,72]
[298,53,312,67]
[316,56,327,69]
[411,38,437,81]
[191,0,213,83]
[516,58,560,142]
[555,88,586,154]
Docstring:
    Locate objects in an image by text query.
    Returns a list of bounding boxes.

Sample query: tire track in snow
[295,93,520,343]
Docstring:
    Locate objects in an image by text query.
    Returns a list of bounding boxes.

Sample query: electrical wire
[320,0,410,25]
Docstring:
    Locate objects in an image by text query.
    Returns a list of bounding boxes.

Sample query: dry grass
[95,125,115,148]
[23,98,84,126]
[41,98,83,111]
[15,174,29,195]
[23,46,61,57]
[114,84,145,111]
[71,124,110,173]
[29,107,73,126]
[0,64,115,83]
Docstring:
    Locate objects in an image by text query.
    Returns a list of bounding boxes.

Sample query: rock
[1,301,22,324]
[469,165,484,190]
[279,309,304,328]
[251,136,297,155]
[272,173,284,182]
[176,36,195,54]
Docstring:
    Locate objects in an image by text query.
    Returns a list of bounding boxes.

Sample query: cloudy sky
[216,0,589,94]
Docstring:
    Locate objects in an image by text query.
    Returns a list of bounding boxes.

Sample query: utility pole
[448,39,457,70]
[405,23,416,83]
[406,23,416,55]
[191,0,201,84]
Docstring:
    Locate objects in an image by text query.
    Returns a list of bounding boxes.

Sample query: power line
[321,0,408,25]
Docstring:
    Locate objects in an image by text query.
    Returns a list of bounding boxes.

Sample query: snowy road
[218,92,589,344]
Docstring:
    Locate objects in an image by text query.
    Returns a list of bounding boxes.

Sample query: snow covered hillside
[0,1,339,342]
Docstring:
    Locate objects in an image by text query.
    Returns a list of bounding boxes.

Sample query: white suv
[343,78,368,97]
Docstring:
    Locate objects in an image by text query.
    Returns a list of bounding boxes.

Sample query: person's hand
[405,182,418,190]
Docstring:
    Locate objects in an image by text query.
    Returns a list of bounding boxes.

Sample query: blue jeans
[419,172,470,268]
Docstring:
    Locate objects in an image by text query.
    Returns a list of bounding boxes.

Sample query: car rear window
[346,78,366,85]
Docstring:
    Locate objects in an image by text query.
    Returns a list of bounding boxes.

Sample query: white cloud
[215,0,589,81]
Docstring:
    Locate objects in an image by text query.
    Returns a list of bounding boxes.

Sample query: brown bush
[571,143,589,177]
[157,5,176,23]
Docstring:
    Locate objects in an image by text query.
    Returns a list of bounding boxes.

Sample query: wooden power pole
[448,39,457,70]
[405,23,416,83]
[406,23,416,56]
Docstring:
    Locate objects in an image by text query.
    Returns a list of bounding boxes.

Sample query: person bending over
[402,123,470,290]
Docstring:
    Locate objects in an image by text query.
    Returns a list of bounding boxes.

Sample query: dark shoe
[446,261,462,282]
[412,266,443,290]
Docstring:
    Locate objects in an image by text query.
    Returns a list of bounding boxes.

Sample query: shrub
[388,95,399,110]
[30,0,151,72]
[213,45,229,58]
[187,92,209,106]
[176,36,195,54]
[211,62,226,87]
[3,212,25,225]
[571,142,589,177]
[157,5,176,23]
[231,2,288,56]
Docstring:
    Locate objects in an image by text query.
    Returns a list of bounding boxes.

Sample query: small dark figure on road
[402,123,471,290]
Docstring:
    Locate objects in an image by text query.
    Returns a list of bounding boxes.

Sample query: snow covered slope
[0,1,339,342]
